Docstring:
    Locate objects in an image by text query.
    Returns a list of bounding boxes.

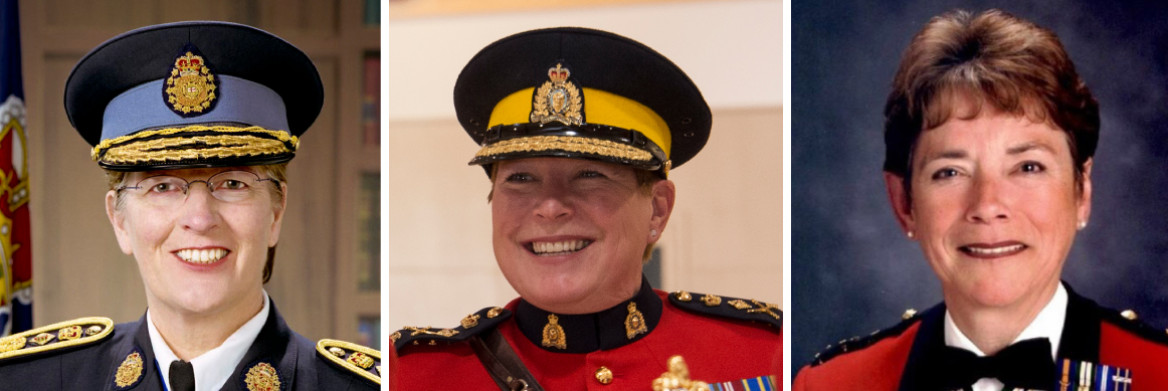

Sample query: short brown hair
[883,9,1099,187]
[105,163,289,283]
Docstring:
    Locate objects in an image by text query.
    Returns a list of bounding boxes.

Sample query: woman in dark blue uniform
[0,22,380,390]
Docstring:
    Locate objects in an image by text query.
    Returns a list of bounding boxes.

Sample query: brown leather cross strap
[469,327,545,391]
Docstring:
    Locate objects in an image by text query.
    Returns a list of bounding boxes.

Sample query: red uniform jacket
[794,285,1168,390]
[394,279,781,390]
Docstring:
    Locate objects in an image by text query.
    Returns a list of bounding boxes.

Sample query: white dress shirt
[943,284,1067,391]
[147,291,270,391]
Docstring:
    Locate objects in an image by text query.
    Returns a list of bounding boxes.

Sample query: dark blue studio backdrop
[793,0,1168,375]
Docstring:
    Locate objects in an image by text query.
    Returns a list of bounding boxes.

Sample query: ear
[883,172,916,238]
[268,182,288,247]
[647,179,676,244]
[105,190,134,255]
[1077,158,1093,227]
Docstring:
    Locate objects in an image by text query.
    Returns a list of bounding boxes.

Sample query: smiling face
[106,166,286,318]
[491,157,674,314]
[885,106,1091,313]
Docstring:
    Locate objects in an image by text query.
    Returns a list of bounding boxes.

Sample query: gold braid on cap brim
[474,135,653,162]
[92,125,298,165]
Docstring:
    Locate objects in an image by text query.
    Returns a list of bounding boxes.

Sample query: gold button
[594,366,613,385]
[1121,309,1138,321]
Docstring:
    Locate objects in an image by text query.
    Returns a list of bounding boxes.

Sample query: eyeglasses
[115,170,279,206]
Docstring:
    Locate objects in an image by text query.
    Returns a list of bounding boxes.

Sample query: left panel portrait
[0,1,382,389]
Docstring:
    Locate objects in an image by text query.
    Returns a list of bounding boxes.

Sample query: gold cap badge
[164,45,218,116]
[530,64,583,126]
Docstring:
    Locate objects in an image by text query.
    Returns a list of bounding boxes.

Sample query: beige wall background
[18,0,378,343]
[387,0,783,330]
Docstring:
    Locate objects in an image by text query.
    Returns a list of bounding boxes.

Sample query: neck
[536,279,641,315]
[944,282,1058,356]
[149,290,265,360]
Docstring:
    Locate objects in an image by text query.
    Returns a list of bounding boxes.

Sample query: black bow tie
[938,338,1057,390]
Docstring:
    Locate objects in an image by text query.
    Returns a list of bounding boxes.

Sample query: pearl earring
[650,229,658,237]
[906,231,914,239]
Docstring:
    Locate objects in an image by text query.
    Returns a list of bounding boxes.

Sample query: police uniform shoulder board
[810,308,922,366]
[315,339,381,385]
[392,306,513,352]
[667,291,782,331]
[0,317,114,361]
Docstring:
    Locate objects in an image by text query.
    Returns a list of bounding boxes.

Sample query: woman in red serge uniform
[393,27,781,390]
[795,9,1168,391]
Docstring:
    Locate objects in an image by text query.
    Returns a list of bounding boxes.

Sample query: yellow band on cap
[487,87,672,159]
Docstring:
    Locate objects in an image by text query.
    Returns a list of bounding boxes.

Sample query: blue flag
[0,0,32,337]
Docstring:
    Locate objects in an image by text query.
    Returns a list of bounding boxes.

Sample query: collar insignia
[625,302,648,339]
[113,351,144,389]
[541,314,567,349]
[530,63,583,126]
[164,44,219,116]
[244,361,281,391]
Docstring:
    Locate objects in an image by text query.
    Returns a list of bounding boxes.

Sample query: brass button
[1121,309,1138,321]
[594,366,613,385]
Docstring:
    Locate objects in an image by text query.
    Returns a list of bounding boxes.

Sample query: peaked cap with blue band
[64,21,323,171]
[454,27,711,177]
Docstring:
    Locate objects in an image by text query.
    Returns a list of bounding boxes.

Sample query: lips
[528,239,593,256]
[958,242,1027,258]
[174,248,230,265]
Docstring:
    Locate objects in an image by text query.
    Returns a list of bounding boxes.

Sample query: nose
[964,172,1010,224]
[533,186,573,221]
[178,184,220,232]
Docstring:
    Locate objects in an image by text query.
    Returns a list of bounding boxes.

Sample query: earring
[650,229,658,238]
[906,231,914,239]
[1077,221,1087,230]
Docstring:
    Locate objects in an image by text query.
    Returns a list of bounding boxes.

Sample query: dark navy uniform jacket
[0,299,377,390]
[795,285,1168,390]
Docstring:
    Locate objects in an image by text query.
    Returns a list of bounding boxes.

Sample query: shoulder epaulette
[667,291,782,331]
[1098,307,1168,346]
[810,308,921,366]
[315,339,381,385]
[392,306,512,353]
[0,317,114,361]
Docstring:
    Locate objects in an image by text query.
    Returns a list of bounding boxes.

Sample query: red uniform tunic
[794,285,1168,391]
[394,280,781,390]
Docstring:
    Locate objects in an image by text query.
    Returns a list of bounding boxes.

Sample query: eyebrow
[1006,142,1055,155]
[919,141,1055,166]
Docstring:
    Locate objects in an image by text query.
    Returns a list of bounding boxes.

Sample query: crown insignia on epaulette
[0,317,114,361]
[316,339,381,385]
[531,63,583,126]
[164,44,219,116]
